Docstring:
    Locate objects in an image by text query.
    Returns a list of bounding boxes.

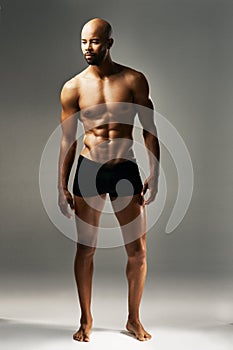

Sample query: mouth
[85,54,95,58]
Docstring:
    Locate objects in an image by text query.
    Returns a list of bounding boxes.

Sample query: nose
[86,41,93,52]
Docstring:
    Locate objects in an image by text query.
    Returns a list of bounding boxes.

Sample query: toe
[73,332,83,342]
[83,332,90,342]
[144,332,152,340]
[137,333,146,341]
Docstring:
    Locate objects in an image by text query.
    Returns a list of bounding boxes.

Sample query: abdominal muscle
[80,124,135,164]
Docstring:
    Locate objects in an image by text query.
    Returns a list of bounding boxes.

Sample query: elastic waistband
[78,154,137,168]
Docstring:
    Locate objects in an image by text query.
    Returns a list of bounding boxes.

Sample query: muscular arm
[131,72,160,204]
[58,80,79,217]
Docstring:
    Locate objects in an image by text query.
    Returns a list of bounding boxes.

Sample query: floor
[1,273,233,350]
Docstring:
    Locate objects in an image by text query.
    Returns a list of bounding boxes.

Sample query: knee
[76,243,96,259]
[127,248,147,267]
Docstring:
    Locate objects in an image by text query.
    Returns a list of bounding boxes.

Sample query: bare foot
[126,319,152,341]
[73,322,92,342]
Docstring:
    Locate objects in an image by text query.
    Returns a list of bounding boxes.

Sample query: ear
[107,38,114,49]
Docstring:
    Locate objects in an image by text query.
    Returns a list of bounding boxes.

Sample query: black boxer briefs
[72,155,143,197]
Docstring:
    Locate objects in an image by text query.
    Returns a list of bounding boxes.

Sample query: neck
[89,55,117,78]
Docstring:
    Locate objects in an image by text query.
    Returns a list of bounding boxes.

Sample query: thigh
[110,193,146,244]
[74,194,106,247]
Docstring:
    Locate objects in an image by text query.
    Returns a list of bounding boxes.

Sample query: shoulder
[60,67,90,101]
[118,65,152,106]
[60,76,82,117]
[60,72,84,110]
[120,66,150,98]
[125,66,147,80]
[120,65,149,92]
[60,74,79,99]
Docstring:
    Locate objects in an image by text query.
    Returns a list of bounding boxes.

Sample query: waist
[78,154,137,169]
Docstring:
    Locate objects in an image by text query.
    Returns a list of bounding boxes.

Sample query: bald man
[58,18,160,342]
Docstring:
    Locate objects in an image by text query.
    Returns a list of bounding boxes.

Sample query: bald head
[81,18,113,66]
[81,18,112,40]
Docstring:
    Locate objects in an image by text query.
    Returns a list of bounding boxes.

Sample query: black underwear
[72,155,143,197]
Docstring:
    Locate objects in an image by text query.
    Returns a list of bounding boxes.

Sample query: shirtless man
[58,18,160,342]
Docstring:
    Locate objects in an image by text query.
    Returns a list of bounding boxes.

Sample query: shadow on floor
[0,319,133,341]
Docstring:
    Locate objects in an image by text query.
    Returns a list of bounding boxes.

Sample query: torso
[72,63,139,164]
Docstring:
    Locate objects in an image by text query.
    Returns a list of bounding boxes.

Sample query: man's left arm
[131,72,160,205]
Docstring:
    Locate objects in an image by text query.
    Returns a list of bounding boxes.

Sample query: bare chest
[77,76,136,127]
[78,77,133,110]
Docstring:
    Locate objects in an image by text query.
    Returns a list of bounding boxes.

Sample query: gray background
[0,0,233,348]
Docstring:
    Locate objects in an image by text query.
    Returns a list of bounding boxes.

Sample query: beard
[85,55,99,66]
[84,50,106,66]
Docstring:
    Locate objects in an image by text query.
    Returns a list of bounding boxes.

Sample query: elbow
[61,137,77,149]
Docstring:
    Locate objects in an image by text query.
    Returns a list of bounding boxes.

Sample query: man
[58,18,160,342]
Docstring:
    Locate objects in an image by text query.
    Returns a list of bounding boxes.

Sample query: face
[81,26,110,66]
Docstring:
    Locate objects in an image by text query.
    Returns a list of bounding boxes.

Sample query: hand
[141,175,158,205]
[58,188,75,219]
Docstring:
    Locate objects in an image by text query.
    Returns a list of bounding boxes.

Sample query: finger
[59,192,75,218]
[141,183,148,195]
[60,205,73,219]
[139,194,145,206]
[65,207,74,219]
[69,198,75,210]
[144,193,156,205]
[65,211,73,219]
[65,194,74,211]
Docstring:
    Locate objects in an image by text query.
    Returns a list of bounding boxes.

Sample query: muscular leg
[110,193,151,341]
[73,194,106,342]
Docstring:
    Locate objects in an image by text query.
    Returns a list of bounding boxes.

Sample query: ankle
[127,315,140,324]
[80,315,93,325]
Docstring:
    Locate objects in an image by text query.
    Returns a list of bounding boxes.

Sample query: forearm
[58,138,77,190]
[143,130,160,177]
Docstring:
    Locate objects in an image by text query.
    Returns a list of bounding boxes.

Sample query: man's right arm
[58,80,79,218]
